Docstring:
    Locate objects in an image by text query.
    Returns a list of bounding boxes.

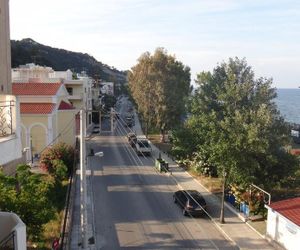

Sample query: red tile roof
[12,82,62,95]
[269,197,300,226]
[20,103,56,114]
[58,100,74,110]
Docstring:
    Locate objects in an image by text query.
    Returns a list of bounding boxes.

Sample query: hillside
[11,38,127,84]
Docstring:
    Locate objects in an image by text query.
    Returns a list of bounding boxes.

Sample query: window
[66,87,73,95]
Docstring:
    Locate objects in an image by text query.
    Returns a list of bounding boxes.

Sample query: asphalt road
[86,98,238,249]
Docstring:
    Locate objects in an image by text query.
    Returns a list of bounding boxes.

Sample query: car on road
[125,117,134,127]
[127,132,137,147]
[135,137,152,156]
[92,124,100,134]
[173,190,207,216]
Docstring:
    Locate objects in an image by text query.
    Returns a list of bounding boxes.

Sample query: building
[100,81,114,96]
[0,1,27,248]
[266,197,300,250]
[0,0,23,173]
[12,82,76,162]
[0,0,11,95]
[12,63,55,83]
[13,65,94,130]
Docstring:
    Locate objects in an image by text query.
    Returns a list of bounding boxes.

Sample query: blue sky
[10,0,300,88]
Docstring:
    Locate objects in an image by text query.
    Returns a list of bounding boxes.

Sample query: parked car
[173,190,207,216]
[135,138,152,156]
[127,132,137,147]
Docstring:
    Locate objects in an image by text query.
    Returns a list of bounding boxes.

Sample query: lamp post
[80,109,104,249]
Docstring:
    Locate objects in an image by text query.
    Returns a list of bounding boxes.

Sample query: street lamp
[80,109,104,249]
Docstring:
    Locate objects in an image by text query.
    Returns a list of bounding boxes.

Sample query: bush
[40,142,74,179]
[0,165,55,241]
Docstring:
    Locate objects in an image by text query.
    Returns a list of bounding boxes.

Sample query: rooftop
[12,82,62,95]
[20,103,55,114]
[268,197,300,227]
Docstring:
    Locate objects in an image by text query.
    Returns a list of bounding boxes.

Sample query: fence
[0,231,15,250]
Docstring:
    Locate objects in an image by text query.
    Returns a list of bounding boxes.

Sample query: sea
[275,89,300,124]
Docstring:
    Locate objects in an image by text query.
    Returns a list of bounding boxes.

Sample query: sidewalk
[69,167,96,249]
[132,112,277,250]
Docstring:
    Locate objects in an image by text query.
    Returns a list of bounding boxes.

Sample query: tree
[128,48,191,139]
[188,57,298,222]
[102,94,117,112]
[0,165,55,240]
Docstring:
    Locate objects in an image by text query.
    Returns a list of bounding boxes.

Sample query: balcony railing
[0,231,15,250]
[0,100,14,137]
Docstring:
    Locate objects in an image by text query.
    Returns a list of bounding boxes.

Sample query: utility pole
[110,107,114,132]
[80,109,88,248]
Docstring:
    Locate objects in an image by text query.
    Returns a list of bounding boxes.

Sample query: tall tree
[188,58,298,222]
[128,48,191,139]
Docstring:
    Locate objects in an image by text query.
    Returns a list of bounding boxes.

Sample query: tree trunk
[220,171,226,224]
[160,128,165,143]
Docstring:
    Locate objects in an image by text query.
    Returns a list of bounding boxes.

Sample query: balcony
[68,93,83,100]
[0,95,22,168]
[0,100,14,137]
[0,212,26,250]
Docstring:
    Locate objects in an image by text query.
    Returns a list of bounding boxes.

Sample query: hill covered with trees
[11,38,127,84]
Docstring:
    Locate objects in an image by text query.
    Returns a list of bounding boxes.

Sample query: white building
[12,63,54,83]
[100,81,114,96]
[0,0,23,173]
[0,1,27,248]
[266,197,300,250]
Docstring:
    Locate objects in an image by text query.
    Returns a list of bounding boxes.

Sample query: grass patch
[188,168,222,193]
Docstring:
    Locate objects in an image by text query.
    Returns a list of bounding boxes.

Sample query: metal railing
[0,231,15,250]
[0,100,14,137]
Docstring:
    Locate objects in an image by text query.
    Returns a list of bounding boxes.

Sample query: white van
[135,137,152,156]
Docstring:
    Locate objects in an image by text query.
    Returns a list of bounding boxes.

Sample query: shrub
[40,142,74,179]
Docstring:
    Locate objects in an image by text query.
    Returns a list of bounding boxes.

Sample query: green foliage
[40,142,74,179]
[0,165,55,240]
[52,159,68,181]
[171,125,198,159]
[187,57,299,189]
[128,48,191,137]
[102,94,117,111]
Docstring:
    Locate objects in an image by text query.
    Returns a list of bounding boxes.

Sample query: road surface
[86,98,238,249]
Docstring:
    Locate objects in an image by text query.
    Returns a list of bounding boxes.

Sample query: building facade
[266,197,300,250]
[12,82,76,162]
[0,1,27,248]
[0,0,23,172]
[13,65,94,130]
[0,0,11,94]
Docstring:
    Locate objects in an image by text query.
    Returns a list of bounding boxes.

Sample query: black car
[125,117,134,127]
[173,190,207,216]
